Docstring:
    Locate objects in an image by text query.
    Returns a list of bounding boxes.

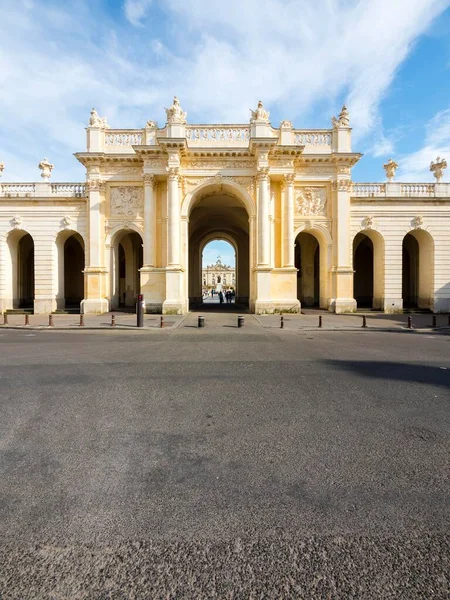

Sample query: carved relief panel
[110,186,144,218]
[295,187,327,216]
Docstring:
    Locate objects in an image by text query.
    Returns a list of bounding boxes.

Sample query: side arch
[402,228,434,310]
[4,229,35,311]
[294,223,332,309]
[353,228,385,310]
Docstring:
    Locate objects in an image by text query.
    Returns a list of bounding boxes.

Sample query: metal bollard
[79,314,84,327]
[408,315,412,329]
[362,315,367,328]
[111,314,116,327]
[25,314,30,326]
[48,314,54,327]
[160,316,164,328]
[198,316,205,328]
[448,315,450,327]
[3,313,8,325]
[318,315,322,328]
[237,315,244,328]
[432,315,437,328]
[136,294,144,328]
[280,315,284,329]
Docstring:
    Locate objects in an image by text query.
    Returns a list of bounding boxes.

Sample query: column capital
[256,167,270,182]
[282,173,295,186]
[142,173,156,186]
[331,179,352,192]
[87,178,106,193]
[166,167,179,181]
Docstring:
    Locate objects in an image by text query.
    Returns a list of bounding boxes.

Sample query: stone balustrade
[104,130,144,150]
[352,182,450,198]
[293,130,332,147]
[186,125,250,147]
[0,182,86,198]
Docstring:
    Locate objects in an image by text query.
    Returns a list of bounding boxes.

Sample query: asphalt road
[0,324,449,598]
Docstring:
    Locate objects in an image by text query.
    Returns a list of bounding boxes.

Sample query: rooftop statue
[430,156,447,182]
[165,96,187,125]
[250,100,270,124]
[383,158,398,182]
[0,161,4,177]
[332,104,350,128]
[38,157,54,180]
[89,108,109,129]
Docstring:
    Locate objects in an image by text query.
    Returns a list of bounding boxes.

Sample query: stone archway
[402,229,434,310]
[293,225,331,309]
[56,231,85,311]
[5,230,35,310]
[110,229,143,310]
[186,182,252,310]
[353,230,385,309]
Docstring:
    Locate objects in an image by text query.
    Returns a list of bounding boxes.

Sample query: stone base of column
[34,296,57,315]
[140,266,166,313]
[81,298,109,314]
[329,298,357,313]
[382,298,403,313]
[254,267,301,314]
[255,300,301,314]
[163,267,187,315]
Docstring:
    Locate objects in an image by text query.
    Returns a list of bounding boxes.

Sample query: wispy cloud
[0,0,449,180]
[124,0,152,26]
[397,108,450,181]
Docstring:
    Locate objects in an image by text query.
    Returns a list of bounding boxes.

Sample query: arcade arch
[110,229,143,310]
[186,183,252,309]
[353,230,385,309]
[5,230,34,310]
[402,230,434,310]
[294,227,330,309]
[56,231,85,310]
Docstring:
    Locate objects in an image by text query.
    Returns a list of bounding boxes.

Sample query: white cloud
[0,0,449,180]
[124,0,152,26]
[397,108,450,181]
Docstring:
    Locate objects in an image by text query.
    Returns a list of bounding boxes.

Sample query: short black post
[111,314,116,327]
[448,315,450,327]
[160,316,164,328]
[48,314,54,327]
[136,294,144,328]
[79,314,84,327]
[432,315,437,328]
[280,315,284,329]
[362,315,367,328]
[3,313,8,325]
[198,316,205,328]
[408,315,413,329]
[318,315,322,328]
[237,315,244,328]
[25,314,30,326]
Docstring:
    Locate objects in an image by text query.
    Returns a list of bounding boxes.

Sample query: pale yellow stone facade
[0,99,449,315]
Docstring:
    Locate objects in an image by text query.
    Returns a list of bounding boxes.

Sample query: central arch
[184,180,254,310]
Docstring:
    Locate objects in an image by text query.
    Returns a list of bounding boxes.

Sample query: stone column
[167,168,180,266]
[330,178,357,313]
[143,173,156,267]
[283,173,295,267]
[257,167,270,266]
[81,178,109,314]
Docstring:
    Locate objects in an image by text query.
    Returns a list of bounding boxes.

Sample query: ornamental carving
[142,173,156,186]
[61,216,72,230]
[296,165,331,175]
[283,173,295,186]
[38,158,54,180]
[181,159,253,169]
[361,215,374,229]
[411,215,424,229]
[165,96,187,125]
[0,161,4,177]
[110,186,144,217]
[332,104,350,128]
[430,156,447,182]
[383,158,398,182]
[296,187,327,216]
[89,108,109,129]
[256,167,269,182]
[250,100,270,123]
[332,180,353,192]
[280,120,293,129]
[87,179,106,192]
[10,216,22,229]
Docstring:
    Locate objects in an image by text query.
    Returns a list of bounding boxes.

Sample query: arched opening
[187,185,250,310]
[6,231,35,310]
[402,230,434,310]
[111,230,143,310]
[56,231,85,311]
[295,232,320,307]
[201,239,236,305]
[353,231,385,310]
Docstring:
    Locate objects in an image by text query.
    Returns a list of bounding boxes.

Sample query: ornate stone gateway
[1,97,449,315]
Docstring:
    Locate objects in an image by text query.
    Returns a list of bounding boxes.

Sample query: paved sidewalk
[255,310,450,331]
[0,312,185,330]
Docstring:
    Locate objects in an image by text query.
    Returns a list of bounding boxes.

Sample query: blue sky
[1,0,450,185]
[203,240,235,269]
